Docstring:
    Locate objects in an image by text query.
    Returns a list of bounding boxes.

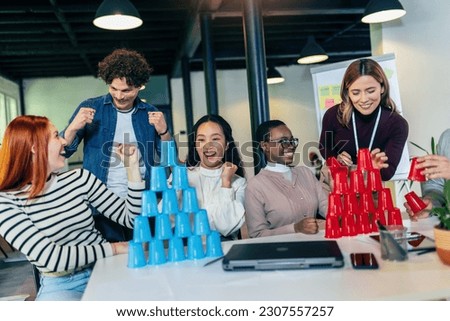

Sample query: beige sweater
[244,166,328,238]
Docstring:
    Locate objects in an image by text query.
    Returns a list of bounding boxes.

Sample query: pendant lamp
[297,36,328,65]
[93,0,143,30]
[362,0,406,24]
[267,67,285,85]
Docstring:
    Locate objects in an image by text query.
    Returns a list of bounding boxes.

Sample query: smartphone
[350,253,379,269]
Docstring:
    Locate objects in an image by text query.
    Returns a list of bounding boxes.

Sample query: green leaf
[409,141,430,155]
[444,180,450,212]
[431,137,436,155]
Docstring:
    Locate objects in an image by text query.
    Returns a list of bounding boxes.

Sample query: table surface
[82,217,450,301]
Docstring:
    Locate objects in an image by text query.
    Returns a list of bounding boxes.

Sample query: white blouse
[186,166,246,239]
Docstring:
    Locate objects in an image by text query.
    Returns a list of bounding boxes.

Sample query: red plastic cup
[343,193,360,215]
[404,191,427,214]
[367,169,383,192]
[327,193,343,217]
[349,169,365,194]
[325,216,342,239]
[374,208,387,226]
[378,188,395,211]
[327,157,348,180]
[326,156,342,168]
[357,148,374,171]
[355,211,372,235]
[387,207,403,226]
[359,192,376,233]
[408,157,426,182]
[360,191,376,214]
[341,210,357,236]
[333,170,349,195]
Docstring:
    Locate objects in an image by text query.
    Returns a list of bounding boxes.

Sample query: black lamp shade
[93,0,143,30]
[297,36,328,65]
[362,0,406,24]
[267,67,285,84]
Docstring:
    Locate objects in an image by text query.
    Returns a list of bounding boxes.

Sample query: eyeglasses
[268,138,299,148]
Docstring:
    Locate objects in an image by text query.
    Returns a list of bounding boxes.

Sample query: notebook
[222,240,344,271]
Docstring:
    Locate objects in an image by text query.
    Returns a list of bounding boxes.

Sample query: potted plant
[431,180,450,265]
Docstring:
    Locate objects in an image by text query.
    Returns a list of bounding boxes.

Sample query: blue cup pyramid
[128,140,224,268]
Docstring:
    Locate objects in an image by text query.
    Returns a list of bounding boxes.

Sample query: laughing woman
[0,115,144,300]
[244,120,328,238]
[184,115,246,240]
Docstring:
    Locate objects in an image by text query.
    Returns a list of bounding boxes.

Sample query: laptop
[222,240,344,271]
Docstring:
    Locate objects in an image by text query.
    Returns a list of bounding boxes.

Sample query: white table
[82,217,450,301]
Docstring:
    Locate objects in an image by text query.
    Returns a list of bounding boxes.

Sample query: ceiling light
[297,36,328,65]
[93,0,143,31]
[267,67,285,85]
[362,0,406,24]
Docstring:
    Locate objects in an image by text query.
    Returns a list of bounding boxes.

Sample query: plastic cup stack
[128,139,223,268]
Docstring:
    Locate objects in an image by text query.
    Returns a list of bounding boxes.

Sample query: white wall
[378,0,449,155]
[23,76,106,132]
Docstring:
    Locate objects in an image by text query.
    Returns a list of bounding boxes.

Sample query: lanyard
[352,107,381,152]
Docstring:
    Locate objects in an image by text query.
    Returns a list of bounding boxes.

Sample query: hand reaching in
[416,154,450,180]
[371,148,389,170]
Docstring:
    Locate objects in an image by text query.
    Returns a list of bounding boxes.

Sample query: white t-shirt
[107,109,145,198]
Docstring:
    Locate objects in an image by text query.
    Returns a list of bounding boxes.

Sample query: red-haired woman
[0,115,144,300]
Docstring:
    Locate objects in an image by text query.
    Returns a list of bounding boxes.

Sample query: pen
[416,248,436,256]
[203,256,224,267]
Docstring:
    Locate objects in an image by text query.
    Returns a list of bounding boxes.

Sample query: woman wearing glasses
[319,58,409,181]
[244,120,328,238]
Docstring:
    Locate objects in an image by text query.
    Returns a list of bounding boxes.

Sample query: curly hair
[97,48,153,87]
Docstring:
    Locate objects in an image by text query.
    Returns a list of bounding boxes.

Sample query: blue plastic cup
[206,230,224,257]
[162,188,179,215]
[187,235,205,260]
[193,209,211,236]
[181,187,199,213]
[174,212,192,238]
[160,140,178,167]
[155,214,173,240]
[127,241,146,268]
[168,237,186,262]
[142,190,159,216]
[172,165,189,190]
[150,166,168,192]
[148,239,167,265]
[133,216,152,242]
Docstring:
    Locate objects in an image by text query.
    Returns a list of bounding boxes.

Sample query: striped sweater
[0,168,144,273]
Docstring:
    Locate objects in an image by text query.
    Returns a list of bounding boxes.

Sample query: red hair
[0,115,50,199]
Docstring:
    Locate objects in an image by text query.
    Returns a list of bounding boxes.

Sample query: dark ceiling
[0,0,372,82]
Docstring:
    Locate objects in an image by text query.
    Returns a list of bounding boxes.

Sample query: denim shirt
[61,93,161,189]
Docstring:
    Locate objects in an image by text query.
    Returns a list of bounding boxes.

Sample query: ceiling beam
[213,8,365,18]
[170,0,223,78]
[48,0,95,75]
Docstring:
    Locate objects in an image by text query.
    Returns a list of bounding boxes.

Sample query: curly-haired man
[61,48,171,241]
